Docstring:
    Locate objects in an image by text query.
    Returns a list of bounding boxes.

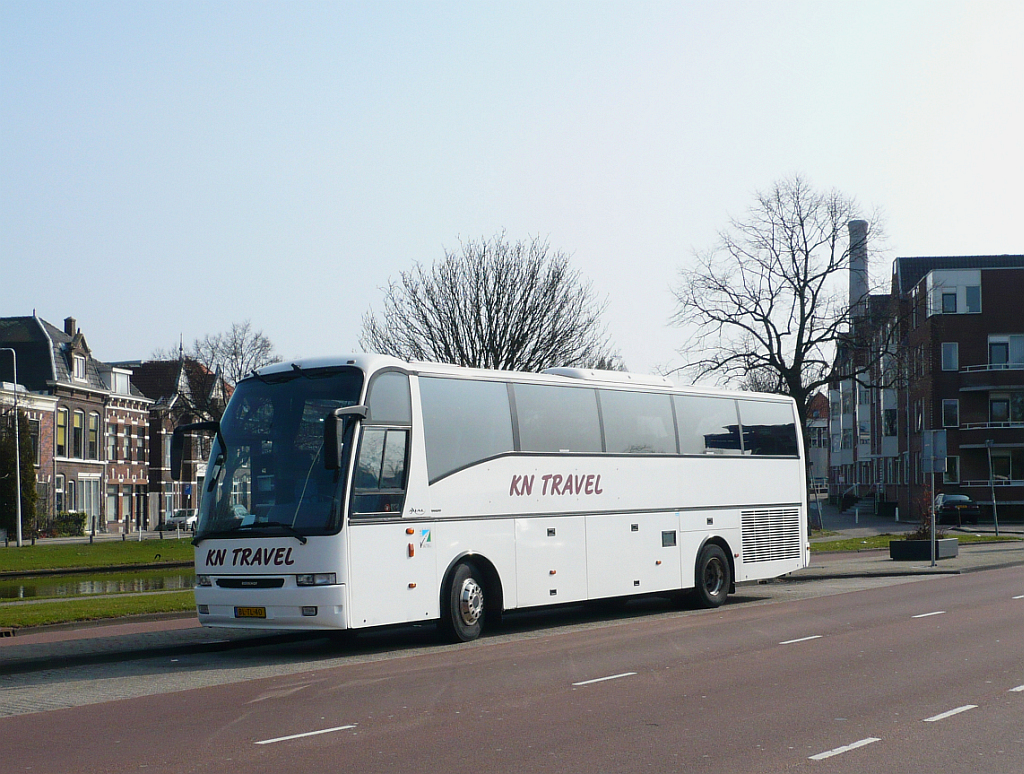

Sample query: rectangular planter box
[889,537,959,561]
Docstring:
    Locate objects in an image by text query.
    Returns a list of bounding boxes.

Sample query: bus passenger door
[346,426,439,628]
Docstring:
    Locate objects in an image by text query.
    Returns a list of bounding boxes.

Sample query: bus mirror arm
[325,405,368,470]
[171,421,222,481]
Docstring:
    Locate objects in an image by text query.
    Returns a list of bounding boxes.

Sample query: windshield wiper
[239,521,309,545]
[192,528,247,547]
[192,522,309,546]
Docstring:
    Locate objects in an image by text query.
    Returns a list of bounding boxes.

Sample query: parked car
[936,494,981,525]
[163,508,197,531]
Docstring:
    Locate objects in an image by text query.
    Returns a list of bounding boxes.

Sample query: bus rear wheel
[693,544,730,609]
[442,562,485,642]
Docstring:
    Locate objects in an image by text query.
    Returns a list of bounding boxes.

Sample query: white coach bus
[172,354,809,642]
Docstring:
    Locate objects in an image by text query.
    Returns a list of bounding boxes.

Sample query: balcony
[958,364,1024,392]
[961,421,1024,431]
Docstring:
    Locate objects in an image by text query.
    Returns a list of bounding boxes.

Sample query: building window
[73,355,86,380]
[990,339,1009,367]
[965,286,981,313]
[942,399,959,428]
[942,292,957,314]
[72,410,85,459]
[56,408,68,457]
[107,424,117,461]
[989,335,1024,369]
[883,409,898,436]
[88,413,100,459]
[991,396,1010,424]
[55,474,65,513]
[944,456,959,484]
[28,418,41,466]
[841,429,853,449]
[66,479,76,512]
[941,342,958,371]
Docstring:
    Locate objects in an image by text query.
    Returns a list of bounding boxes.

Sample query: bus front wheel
[442,562,485,642]
[693,544,730,609]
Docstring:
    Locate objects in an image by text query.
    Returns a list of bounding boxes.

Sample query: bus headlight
[296,573,336,586]
[196,575,212,587]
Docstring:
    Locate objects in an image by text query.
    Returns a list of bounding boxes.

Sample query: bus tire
[442,562,485,642]
[693,544,730,609]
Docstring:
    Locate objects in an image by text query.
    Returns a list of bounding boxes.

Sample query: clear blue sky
[2,1,1021,376]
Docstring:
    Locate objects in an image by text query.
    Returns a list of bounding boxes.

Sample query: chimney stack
[64,316,77,337]
[848,220,868,319]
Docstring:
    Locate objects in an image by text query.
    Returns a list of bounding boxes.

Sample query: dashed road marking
[1010,685,1024,693]
[779,635,822,645]
[1013,594,1024,600]
[923,705,977,722]
[809,737,881,760]
[572,672,637,687]
[911,611,945,619]
[256,724,356,745]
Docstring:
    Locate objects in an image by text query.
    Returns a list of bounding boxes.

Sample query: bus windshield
[195,367,363,539]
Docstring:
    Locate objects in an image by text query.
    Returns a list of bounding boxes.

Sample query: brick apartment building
[830,250,1024,523]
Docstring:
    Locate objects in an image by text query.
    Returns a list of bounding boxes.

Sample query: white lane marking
[1010,685,1024,693]
[779,635,822,645]
[572,672,637,687]
[255,724,356,745]
[912,611,946,618]
[809,737,881,760]
[1013,594,1024,600]
[923,705,977,722]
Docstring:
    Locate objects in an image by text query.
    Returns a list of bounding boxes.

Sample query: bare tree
[192,320,279,386]
[672,175,890,436]
[361,234,620,372]
[150,321,280,422]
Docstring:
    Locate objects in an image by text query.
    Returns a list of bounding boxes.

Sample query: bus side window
[674,395,742,455]
[352,428,409,516]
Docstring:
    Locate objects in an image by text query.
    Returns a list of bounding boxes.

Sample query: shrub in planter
[890,485,957,560]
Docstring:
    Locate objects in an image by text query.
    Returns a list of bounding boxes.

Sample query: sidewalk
[798,497,1024,580]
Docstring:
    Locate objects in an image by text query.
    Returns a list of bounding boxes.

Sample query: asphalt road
[2,567,1021,774]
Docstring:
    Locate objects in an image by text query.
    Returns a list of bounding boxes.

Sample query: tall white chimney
[848,220,868,318]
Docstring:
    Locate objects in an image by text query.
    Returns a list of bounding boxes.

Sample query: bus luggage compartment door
[514,516,587,608]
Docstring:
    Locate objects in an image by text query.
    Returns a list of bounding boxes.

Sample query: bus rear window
[738,400,798,456]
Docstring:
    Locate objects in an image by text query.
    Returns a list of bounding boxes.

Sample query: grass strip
[812,533,1022,553]
[0,539,194,573]
[0,591,195,629]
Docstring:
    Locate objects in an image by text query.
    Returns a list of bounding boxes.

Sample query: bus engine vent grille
[741,508,801,563]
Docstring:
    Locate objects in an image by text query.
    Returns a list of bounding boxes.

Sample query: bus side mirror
[171,421,221,480]
[325,405,368,470]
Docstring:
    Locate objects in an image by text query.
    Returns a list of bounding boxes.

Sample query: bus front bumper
[194,584,349,630]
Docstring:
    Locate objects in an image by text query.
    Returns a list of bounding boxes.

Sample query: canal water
[0,568,194,601]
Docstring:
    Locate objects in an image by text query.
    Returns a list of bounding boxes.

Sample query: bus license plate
[234,606,266,619]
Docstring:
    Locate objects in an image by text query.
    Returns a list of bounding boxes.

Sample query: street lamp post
[986,439,1000,537]
[1,348,23,547]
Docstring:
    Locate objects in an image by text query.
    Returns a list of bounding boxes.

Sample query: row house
[118,356,229,524]
[0,314,151,532]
